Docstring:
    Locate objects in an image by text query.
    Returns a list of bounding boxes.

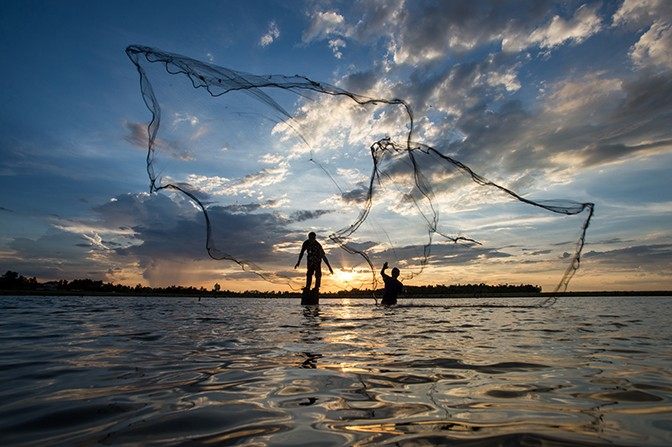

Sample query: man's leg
[314,268,322,289]
[305,267,314,290]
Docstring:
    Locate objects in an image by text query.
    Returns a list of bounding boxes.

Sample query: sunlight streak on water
[0,296,671,446]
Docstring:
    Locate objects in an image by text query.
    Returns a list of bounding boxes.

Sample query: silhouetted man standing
[295,232,333,291]
[380,262,403,305]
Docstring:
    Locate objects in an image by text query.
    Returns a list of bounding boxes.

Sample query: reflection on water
[1,296,671,446]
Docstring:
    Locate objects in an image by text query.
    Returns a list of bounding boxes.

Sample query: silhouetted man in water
[380,262,403,305]
[295,232,333,291]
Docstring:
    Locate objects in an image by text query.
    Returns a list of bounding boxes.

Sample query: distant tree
[1,270,34,290]
[213,283,221,292]
[2,271,19,282]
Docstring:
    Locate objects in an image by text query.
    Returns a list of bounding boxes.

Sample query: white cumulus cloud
[630,21,672,70]
[259,21,280,47]
[303,10,346,42]
[503,4,602,52]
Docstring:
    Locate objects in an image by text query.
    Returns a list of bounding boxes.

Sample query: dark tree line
[1,270,542,297]
[330,283,541,298]
[406,283,542,295]
[0,270,304,297]
[0,271,38,289]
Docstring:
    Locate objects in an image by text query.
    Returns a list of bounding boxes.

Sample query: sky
[1,0,671,292]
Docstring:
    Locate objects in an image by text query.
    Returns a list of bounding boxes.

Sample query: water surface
[1,296,671,445]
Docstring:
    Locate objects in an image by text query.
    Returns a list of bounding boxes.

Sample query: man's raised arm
[380,261,389,278]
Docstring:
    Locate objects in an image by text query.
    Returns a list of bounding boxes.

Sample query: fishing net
[125,45,594,298]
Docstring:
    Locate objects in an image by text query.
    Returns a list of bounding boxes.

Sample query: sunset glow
[1,1,671,292]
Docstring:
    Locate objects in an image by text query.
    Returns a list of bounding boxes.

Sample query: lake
[1,296,671,446]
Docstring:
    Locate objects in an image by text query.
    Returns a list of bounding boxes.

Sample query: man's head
[391,267,400,278]
[308,231,316,240]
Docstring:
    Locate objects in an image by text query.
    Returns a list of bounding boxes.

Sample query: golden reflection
[298,306,323,369]
[344,423,403,435]
[609,405,672,414]
[321,302,387,353]
[325,364,370,374]
[344,418,598,436]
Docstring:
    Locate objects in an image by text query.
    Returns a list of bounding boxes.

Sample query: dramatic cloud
[367,1,553,63]
[376,242,512,267]
[303,10,346,42]
[340,185,369,205]
[3,188,538,288]
[613,0,672,71]
[432,70,672,177]
[302,1,602,64]
[1,228,120,281]
[92,193,302,284]
[124,121,193,161]
[502,4,602,52]
[289,209,334,222]
[630,21,672,70]
[185,162,289,196]
[105,197,522,285]
[612,0,672,27]
[584,243,672,271]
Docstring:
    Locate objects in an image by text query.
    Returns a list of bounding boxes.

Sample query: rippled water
[1,296,671,446]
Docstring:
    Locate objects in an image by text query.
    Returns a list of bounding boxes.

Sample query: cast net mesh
[125,45,594,302]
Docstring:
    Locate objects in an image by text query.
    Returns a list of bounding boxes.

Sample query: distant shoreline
[2,290,671,298]
[10,271,669,299]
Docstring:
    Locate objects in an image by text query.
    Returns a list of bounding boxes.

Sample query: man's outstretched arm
[295,242,307,268]
[323,254,334,274]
